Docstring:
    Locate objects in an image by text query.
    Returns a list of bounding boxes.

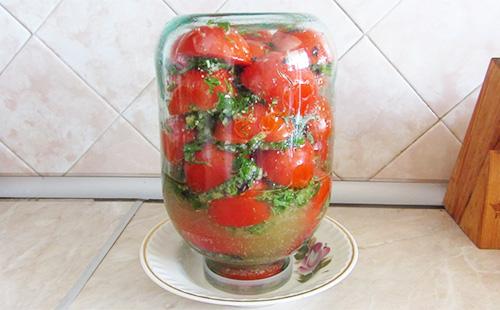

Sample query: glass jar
[156,13,335,293]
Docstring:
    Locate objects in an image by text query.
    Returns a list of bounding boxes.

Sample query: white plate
[140,216,358,307]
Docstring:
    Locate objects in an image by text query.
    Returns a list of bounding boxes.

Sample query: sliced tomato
[161,117,195,164]
[208,181,269,227]
[184,144,234,192]
[172,26,251,64]
[212,260,285,280]
[213,104,266,144]
[240,52,317,115]
[256,142,314,188]
[169,69,231,115]
[305,96,333,142]
[271,29,332,65]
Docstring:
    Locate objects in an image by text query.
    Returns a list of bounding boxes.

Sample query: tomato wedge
[161,117,195,164]
[256,142,314,188]
[169,69,231,115]
[208,181,270,227]
[172,26,251,64]
[184,144,234,192]
[240,52,317,115]
[271,29,332,65]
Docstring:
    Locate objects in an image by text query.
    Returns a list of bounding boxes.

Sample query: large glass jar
[156,13,335,293]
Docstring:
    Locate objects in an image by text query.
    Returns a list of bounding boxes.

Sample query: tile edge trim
[0,177,446,206]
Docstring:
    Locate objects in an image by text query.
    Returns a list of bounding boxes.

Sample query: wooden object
[458,151,500,248]
[444,58,500,249]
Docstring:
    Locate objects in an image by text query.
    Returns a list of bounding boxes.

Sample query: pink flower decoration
[298,242,331,275]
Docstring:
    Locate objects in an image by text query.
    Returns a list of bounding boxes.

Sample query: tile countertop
[1,200,500,309]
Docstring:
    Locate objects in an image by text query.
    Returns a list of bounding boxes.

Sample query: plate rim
[140,215,358,307]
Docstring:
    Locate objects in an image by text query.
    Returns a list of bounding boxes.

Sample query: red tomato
[208,181,270,227]
[305,97,333,142]
[271,29,332,65]
[256,142,314,188]
[213,104,266,144]
[243,30,272,59]
[172,26,251,64]
[169,69,231,115]
[306,170,331,224]
[260,112,294,142]
[213,105,294,143]
[313,139,329,162]
[184,144,234,192]
[240,52,317,115]
[213,260,285,280]
[161,117,195,164]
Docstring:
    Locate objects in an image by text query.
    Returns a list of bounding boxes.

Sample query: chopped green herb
[197,156,263,202]
[164,175,205,209]
[203,76,221,94]
[310,62,333,76]
[245,222,267,234]
[258,180,320,214]
[207,20,231,32]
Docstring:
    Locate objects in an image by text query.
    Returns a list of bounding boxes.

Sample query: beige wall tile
[336,0,401,32]
[67,119,160,176]
[0,0,60,31]
[0,199,134,309]
[443,87,480,142]
[123,80,160,149]
[333,38,437,179]
[37,0,175,111]
[220,0,362,57]
[164,0,226,14]
[374,122,462,181]
[370,0,500,116]
[0,5,29,71]
[0,141,36,175]
[0,37,116,175]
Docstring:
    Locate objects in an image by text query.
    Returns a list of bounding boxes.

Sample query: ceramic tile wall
[0,0,499,181]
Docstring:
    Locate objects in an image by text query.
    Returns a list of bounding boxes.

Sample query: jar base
[203,257,292,295]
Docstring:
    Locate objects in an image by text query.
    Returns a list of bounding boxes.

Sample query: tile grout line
[0,2,32,33]
[215,0,230,12]
[0,136,41,176]
[32,37,158,175]
[55,200,144,310]
[367,119,441,180]
[160,0,179,15]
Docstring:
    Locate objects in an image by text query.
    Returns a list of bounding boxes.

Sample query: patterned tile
[333,38,437,179]
[37,0,175,111]
[164,0,226,14]
[0,199,134,309]
[0,5,30,72]
[0,37,116,175]
[442,87,480,142]
[0,0,60,31]
[219,0,362,57]
[370,0,500,116]
[122,80,160,149]
[335,0,400,32]
[374,122,461,181]
[0,141,36,175]
[67,119,160,176]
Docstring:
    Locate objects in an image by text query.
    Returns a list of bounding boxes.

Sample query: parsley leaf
[207,20,231,32]
[204,76,221,94]
[310,62,333,76]
[258,180,320,214]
